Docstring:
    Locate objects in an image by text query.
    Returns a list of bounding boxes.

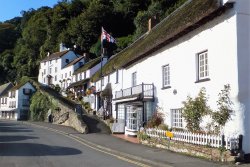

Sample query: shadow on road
[0,127,33,133]
[0,136,39,142]
[0,143,82,156]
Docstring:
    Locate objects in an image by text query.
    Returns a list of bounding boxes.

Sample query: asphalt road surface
[0,120,145,167]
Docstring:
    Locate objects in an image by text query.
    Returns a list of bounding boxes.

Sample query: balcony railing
[115,83,154,99]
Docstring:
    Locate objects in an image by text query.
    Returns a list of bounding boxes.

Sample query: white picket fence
[145,128,238,150]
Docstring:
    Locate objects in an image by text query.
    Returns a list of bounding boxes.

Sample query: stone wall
[140,137,235,163]
[49,97,88,134]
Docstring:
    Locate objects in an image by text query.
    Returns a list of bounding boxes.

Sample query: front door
[126,105,142,132]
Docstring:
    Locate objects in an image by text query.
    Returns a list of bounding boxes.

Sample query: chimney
[83,53,89,63]
[59,43,67,52]
[148,16,159,31]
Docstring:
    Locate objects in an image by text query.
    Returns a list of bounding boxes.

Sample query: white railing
[145,128,238,150]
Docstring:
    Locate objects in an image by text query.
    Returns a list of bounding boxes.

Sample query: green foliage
[30,92,51,121]
[182,88,211,132]
[0,0,189,84]
[158,123,168,130]
[212,84,233,127]
[146,110,164,128]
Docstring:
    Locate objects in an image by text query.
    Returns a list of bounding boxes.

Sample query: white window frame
[198,51,209,80]
[132,72,137,87]
[162,64,170,88]
[116,70,119,83]
[171,109,183,128]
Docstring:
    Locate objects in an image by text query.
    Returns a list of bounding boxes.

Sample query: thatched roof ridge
[91,0,233,82]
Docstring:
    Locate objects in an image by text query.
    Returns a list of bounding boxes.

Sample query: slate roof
[63,56,84,69]
[73,57,101,75]
[41,50,69,62]
[0,82,13,96]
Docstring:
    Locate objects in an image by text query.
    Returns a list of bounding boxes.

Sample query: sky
[0,0,60,22]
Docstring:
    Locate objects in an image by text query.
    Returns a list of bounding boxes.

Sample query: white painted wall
[95,5,242,141]
[234,0,250,153]
[16,82,36,120]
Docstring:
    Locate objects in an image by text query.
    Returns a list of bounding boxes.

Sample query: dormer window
[65,59,69,63]
[79,62,83,67]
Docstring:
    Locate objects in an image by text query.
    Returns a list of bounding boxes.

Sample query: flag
[101,27,116,44]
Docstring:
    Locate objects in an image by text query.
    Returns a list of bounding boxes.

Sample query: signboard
[166,131,174,138]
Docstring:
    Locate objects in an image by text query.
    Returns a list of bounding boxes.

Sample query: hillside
[0,0,186,84]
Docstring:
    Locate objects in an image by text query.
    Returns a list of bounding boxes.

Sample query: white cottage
[91,0,250,155]
[1,82,36,120]
[0,82,14,119]
[38,43,83,91]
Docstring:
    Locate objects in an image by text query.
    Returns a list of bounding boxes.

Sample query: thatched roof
[91,0,233,82]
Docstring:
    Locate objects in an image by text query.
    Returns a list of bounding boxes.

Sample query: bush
[30,91,51,121]
[182,88,211,132]
[146,110,164,128]
[158,123,168,130]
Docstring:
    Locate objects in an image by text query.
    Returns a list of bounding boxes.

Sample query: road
[0,120,147,167]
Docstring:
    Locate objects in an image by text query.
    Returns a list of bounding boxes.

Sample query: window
[56,59,58,63]
[101,77,104,86]
[42,72,43,77]
[162,64,170,88]
[55,75,57,81]
[23,89,32,95]
[117,104,125,120]
[75,75,78,82]
[44,69,46,75]
[108,75,110,83]
[132,72,137,87]
[44,62,46,65]
[65,59,69,63]
[116,70,119,83]
[50,60,52,64]
[70,71,72,76]
[84,71,86,79]
[79,73,82,80]
[44,78,46,83]
[197,51,209,81]
[126,105,142,131]
[55,67,57,73]
[49,68,52,74]
[171,109,183,128]
[65,73,67,78]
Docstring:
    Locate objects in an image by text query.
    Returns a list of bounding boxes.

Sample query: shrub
[182,88,211,132]
[146,110,164,128]
[30,91,51,121]
[212,84,233,128]
[158,123,168,130]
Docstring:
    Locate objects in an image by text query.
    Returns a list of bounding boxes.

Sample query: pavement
[22,121,242,167]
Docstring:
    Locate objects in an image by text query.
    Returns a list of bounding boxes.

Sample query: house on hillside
[38,43,84,92]
[0,82,14,119]
[90,0,250,155]
[0,82,36,120]
[68,56,107,106]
